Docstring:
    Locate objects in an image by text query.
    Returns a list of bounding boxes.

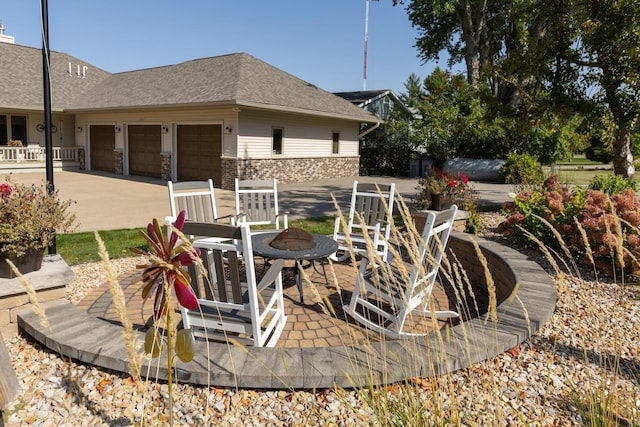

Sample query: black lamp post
[41,0,56,254]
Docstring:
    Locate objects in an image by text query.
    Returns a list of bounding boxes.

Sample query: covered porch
[0,145,81,172]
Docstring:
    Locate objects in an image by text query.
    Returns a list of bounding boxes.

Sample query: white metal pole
[363,0,370,90]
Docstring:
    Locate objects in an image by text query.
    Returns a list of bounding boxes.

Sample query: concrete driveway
[2,170,512,232]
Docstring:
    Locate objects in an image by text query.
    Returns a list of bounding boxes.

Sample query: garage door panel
[89,125,115,172]
[129,125,161,178]
[177,124,222,183]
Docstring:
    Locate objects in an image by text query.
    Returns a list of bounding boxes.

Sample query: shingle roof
[0,46,378,123]
[334,89,413,120]
[70,52,380,122]
[0,43,111,111]
[333,90,392,105]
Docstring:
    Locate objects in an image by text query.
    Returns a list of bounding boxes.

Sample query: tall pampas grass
[95,232,143,387]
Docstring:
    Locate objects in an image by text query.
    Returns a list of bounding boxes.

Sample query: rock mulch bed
[2,214,640,425]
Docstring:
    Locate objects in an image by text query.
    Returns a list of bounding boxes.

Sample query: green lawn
[543,167,640,186]
[54,228,146,265]
[55,218,337,266]
[554,154,605,166]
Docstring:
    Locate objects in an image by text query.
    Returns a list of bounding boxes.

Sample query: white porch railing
[0,146,78,162]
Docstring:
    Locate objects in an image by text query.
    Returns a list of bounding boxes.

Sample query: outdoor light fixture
[114,126,121,133]
[77,126,83,132]
[162,126,169,133]
[225,126,233,134]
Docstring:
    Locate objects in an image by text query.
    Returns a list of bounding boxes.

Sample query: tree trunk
[601,64,635,179]
[456,0,481,86]
[612,126,635,179]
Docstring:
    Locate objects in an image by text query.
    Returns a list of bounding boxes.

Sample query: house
[0,37,380,189]
[333,90,413,121]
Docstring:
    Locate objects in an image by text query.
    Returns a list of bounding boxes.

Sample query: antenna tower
[363,0,378,90]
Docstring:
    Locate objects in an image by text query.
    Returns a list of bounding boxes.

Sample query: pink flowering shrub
[502,175,586,248]
[503,174,640,279]
[569,188,640,278]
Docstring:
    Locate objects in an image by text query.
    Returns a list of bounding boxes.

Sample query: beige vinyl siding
[238,109,359,158]
[74,106,362,162]
[75,107,236,124]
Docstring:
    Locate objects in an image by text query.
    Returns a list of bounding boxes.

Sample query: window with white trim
[332,131,340,154]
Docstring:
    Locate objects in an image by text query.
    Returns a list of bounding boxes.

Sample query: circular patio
[17,232,556,389]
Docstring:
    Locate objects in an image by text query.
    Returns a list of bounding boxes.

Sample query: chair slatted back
[168,180,218,223]
[350,182,395,233]
[332,180,396,262]
[182,221,244,302]
[408,206,458,299]
[235,178,285,228]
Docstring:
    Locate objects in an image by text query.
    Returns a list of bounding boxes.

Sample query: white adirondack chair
[235,178,288,232]
[332,180,395,262]
[180,221,288,347]
[343,205,459,339]
[167,179,221,224]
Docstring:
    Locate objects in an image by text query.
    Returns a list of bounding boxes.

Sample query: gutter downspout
[358,121,381,139]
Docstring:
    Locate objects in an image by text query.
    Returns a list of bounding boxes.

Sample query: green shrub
[499,153,544,185]
[588,173,637,195]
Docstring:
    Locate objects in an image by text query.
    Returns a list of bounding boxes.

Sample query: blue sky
[1,0,456,94]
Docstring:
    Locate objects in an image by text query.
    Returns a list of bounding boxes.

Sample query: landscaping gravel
[2,213,640,425]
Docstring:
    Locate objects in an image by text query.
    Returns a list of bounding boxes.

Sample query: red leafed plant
[502,175,640,281]
[131,210,201,423]
[132,210,200,318]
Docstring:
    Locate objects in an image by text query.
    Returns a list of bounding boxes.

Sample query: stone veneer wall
[0,255,73,327]
[160,152,172,181]
[114,149,123,175]
[77,147,85,170]
[220,156,359,190]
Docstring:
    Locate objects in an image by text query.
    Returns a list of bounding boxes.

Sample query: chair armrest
[276,213,288,229]
[234,213,248,225]
[214,214,236,224]
[256,258,285,292]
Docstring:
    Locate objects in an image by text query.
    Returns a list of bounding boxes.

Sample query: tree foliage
[395,0,640,178]
[403,68,579,165]
[573,0,640,178]
[359,112,417,177]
